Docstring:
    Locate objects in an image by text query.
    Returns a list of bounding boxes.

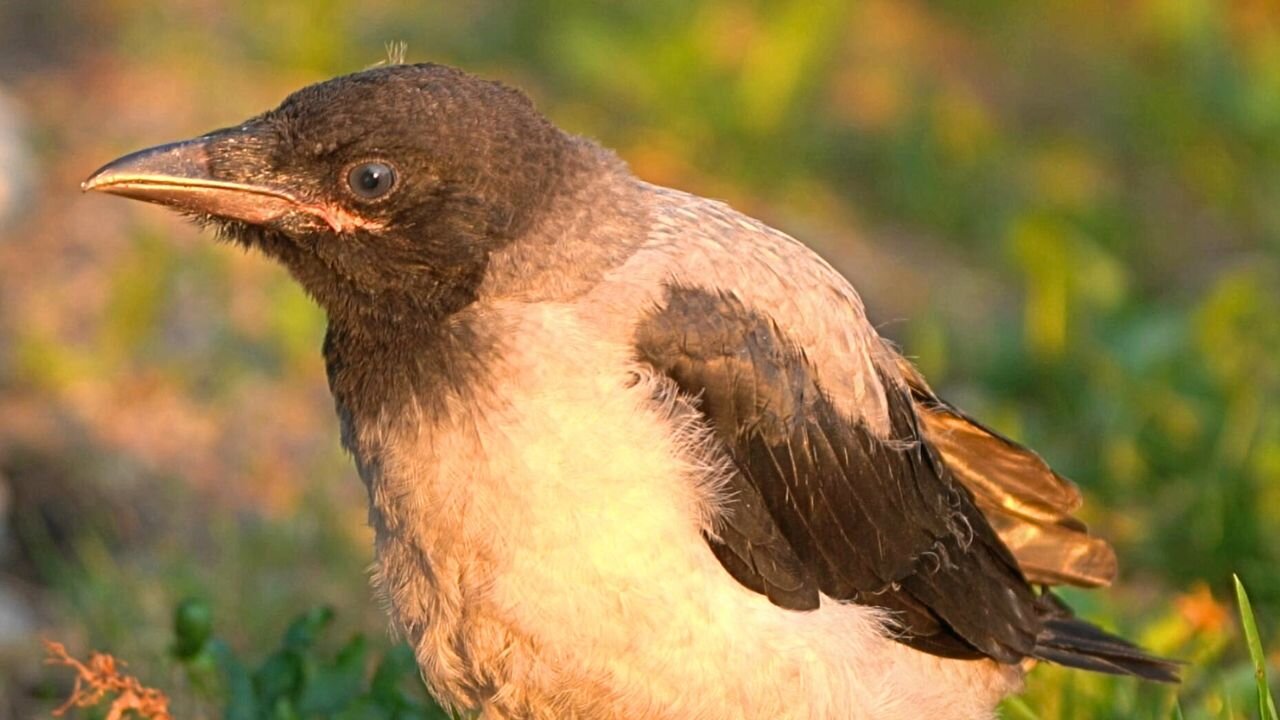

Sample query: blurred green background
[0,1,1276,718]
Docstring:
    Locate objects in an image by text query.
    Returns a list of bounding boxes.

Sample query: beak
[82,135,299,225]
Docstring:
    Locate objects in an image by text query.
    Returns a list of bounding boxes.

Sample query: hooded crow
[83,63,1178,720]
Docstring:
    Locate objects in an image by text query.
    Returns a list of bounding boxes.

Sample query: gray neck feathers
[478,138,651,304]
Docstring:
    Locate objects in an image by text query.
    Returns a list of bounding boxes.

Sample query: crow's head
[85,64,575,325]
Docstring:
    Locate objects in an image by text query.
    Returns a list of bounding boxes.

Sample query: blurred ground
[0,1,1277,718]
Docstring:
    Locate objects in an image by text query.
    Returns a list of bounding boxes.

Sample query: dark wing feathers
[892,353,1118,587]
[707,479,819,610]
[1031,593,1183,682]
[634,284,1179,682]
[635,285,1040,661]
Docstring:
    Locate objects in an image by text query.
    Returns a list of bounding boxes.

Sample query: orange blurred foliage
[1175,583,1232,635]
[43,640,173,720]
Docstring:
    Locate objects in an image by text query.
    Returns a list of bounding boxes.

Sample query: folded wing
[633,283,1178,681]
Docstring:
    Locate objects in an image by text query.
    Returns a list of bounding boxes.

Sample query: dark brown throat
[321,306,497,469]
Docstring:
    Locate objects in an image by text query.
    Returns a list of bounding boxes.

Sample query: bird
[83,62,1178,720]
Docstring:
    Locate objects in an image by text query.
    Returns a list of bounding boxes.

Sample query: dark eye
[346,161,396,200]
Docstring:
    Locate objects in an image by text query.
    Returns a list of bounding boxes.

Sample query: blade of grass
[1233,574,1278,720]
[1001,696,1041,720]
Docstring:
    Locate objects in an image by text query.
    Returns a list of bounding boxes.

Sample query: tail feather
[1033,616,1182,683]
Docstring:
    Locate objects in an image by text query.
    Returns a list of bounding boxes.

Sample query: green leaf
[208,639,258,720]
[172,597,214,660]
[180,648,223,701]
[283,606,336,652]
[421,698,456,720]
[369,643,418,702]
[254,650,303,708]
[298,633,369,714]
[1234,574,1278,720]
[269,696,302,720]
[333,698,394,720]
[397,699,455,720]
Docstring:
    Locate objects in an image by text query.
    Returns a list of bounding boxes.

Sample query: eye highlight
[346,161,396,200]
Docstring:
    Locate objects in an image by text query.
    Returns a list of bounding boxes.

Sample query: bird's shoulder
[582,181,897,431]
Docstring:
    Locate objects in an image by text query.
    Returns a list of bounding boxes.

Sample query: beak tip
[81,165,118,194]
